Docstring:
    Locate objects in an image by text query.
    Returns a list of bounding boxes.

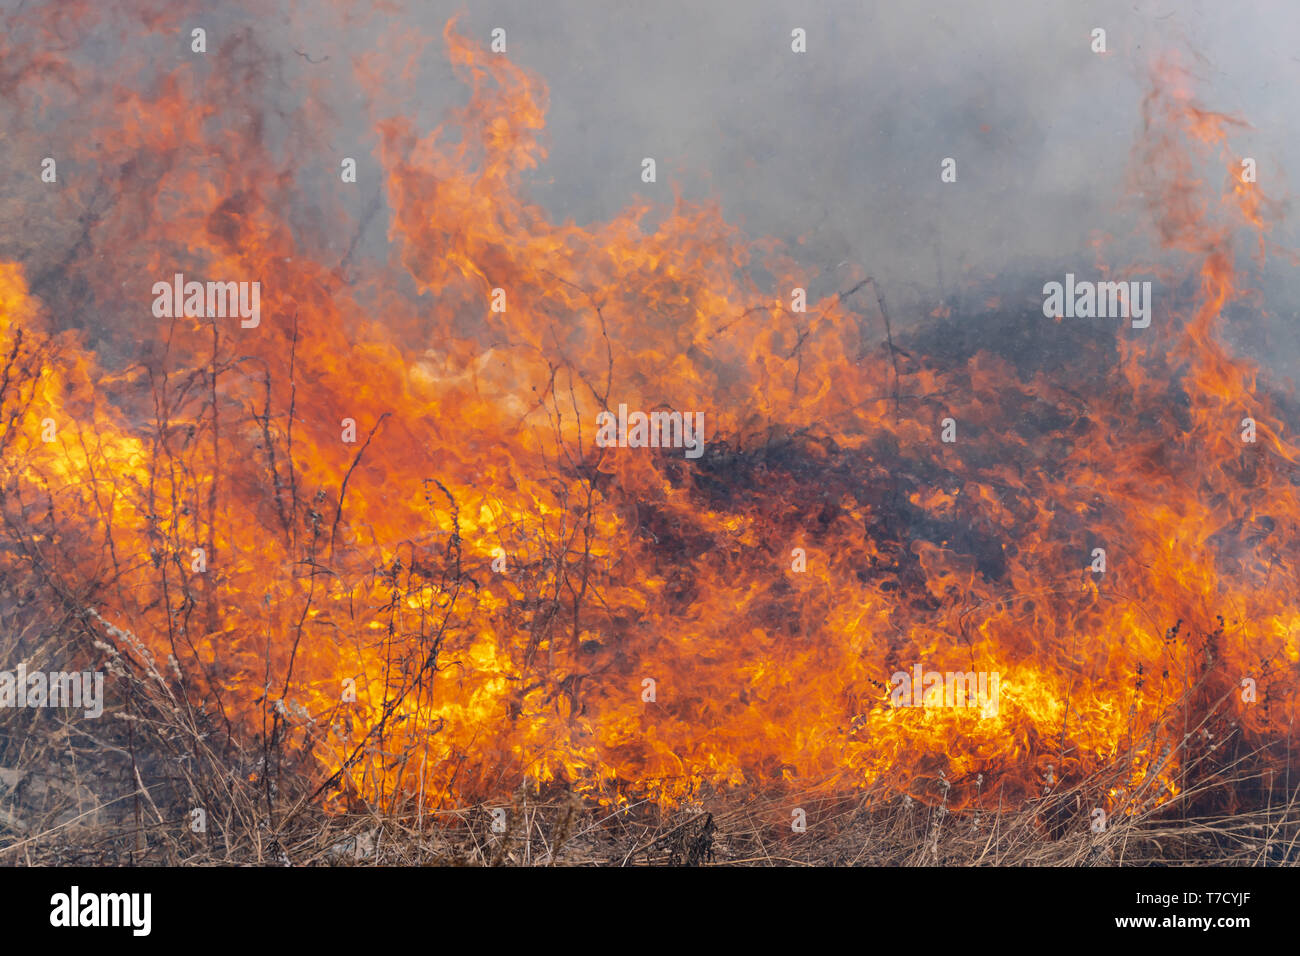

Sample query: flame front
[0,12,1295,816]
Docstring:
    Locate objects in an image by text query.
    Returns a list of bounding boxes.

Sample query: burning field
[0,2,1298,866]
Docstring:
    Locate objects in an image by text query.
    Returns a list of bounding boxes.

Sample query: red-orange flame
[0,13,1295,817]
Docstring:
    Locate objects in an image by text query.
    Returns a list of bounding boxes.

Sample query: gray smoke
[290,0,1300,375]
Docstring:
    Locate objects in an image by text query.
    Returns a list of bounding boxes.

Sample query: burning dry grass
[1,280,1296,863]
[1,313,1296,865]
[4,643,1298,867]
[1,10,1299,865]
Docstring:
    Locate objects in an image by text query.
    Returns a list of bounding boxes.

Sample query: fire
[0,13,1296,818]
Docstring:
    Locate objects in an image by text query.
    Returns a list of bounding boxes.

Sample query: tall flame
[0,12,1295,815]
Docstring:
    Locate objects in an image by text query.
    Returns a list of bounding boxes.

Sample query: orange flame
[0,14,1296,816]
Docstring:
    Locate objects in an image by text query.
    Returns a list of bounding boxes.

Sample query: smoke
[317,0,1300,333]
[4,0,1299,365]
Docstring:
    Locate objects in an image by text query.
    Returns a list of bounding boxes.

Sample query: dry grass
[1,309,1296,867]
[3,620,1297,866]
